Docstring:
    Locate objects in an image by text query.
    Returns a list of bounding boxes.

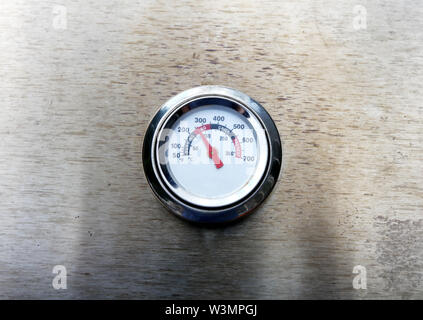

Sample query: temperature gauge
[143,86,282,223]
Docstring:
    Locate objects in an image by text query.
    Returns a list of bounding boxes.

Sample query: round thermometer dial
[143,86,282,223]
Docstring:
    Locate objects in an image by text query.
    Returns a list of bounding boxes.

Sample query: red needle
[196,127,224,169]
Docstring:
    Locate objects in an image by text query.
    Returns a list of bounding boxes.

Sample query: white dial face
[156,101,268,208]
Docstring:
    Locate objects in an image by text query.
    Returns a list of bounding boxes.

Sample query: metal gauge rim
[155,96,268,208]
[142,86,282,224]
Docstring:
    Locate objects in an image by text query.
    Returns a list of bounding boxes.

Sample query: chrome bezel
[142,86,282,224]
[155,98,268,208]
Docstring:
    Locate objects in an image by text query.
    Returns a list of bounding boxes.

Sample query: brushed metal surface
[0,0,422,299]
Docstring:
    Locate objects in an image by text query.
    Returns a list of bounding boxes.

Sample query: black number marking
[177,127,190,133]
[195,117,207,124]
[233,124,245,130]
